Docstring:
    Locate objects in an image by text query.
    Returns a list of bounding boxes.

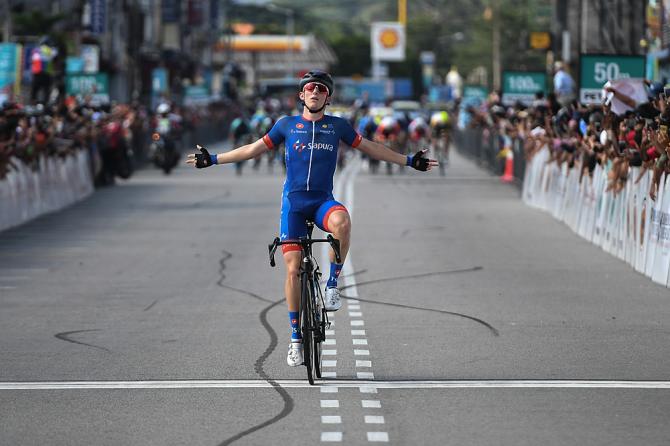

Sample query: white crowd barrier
[523,146,670,288]
[0,151,94,232]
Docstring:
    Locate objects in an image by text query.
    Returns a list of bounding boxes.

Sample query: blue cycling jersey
[262,115,362,195]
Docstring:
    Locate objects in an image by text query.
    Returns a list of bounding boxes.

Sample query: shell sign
[371,22,405,62]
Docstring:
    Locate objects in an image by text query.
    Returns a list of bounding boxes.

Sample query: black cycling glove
[194,144,215,168]
[407,149,430,171]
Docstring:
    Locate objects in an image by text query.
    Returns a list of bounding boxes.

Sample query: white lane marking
[356,360,372,368]
[353,339,368,345]
[348,305,361,310]
[0,268,48,273]
[365,416,385,424]
[321,432,343,442]
[322,372,337,378]
[321,387,339,393]
[322,415,342,424]
[350,320,364,326]
[322,360,337,367]
[321,400,340,408]
[359,386,378,394]
[0,276,30,280]
[354,349,370,356]
[367,432,389,442]
[348,299,360,304]
[362,400,381,408]
[325,330,335,336]
[349,311,363,317]
[5,380,670,390]
[323,339,336,345]
[322,350,337,356]
[351,330,366,336]
[357,372,375,380]
[0,286,17,290]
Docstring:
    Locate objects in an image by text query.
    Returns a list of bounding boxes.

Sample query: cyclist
[187,70,437,366]
[408,115,429,153]
[375,114,402,175]
[430,109,451,173]
[228,112,252,175]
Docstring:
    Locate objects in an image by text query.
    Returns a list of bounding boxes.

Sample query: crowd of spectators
[460,68,670,202]
[0,97,149,185]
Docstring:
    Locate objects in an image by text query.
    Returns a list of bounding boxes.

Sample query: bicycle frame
[269,220,341,384]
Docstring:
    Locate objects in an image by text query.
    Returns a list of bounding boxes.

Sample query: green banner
[462,85,488,105]
[579,54,645,104]
[502,71,546,105]
[65,73,109,103]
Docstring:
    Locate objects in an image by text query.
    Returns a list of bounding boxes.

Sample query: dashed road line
[322,415,342,424]
[367,432,389,442]
[321,432,343,442]
[354,349,370,356]
[321,400,340,408]
[362,400,381,408]
[364,416,385,424]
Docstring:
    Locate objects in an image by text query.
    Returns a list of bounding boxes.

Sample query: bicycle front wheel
[301,273,315,385]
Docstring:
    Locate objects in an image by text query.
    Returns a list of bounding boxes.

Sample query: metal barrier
[454,127,526,183]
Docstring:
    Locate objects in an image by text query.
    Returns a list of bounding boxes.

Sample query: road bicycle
[269,220,341,385]
[432,129,450,176]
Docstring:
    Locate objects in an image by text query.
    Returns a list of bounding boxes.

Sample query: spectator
[553,61,576,107]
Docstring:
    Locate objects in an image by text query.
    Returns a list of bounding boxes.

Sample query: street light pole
[266,3,294,79]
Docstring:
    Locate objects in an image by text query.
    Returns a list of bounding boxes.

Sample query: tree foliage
[232,0,549,89]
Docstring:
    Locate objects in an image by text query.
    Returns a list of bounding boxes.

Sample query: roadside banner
[65,72,109,104]
[645,174,664,278]
[652,178,670,284]
[0,43,22,104]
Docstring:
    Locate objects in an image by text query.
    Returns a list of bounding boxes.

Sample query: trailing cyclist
[187,70,437,367]
[375,114,402,175]
[430,109,451,175]
[228,112,252,175]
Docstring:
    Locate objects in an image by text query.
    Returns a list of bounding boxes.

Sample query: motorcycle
[149,118,179,174]
[149,132,180,174]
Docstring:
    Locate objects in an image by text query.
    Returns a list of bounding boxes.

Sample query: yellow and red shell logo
[379,29,400,48]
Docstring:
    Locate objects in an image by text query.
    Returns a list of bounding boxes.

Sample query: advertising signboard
[579,54,645,104]
[502,71,546,105]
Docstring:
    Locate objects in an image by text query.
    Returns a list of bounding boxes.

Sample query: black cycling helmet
[299,70,334,96]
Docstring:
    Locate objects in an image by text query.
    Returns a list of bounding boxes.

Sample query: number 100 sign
[579,54,645,104]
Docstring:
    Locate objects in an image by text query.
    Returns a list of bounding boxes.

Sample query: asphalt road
[1,143,669,445]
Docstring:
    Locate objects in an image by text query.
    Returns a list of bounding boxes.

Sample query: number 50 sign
[579,54,645,104]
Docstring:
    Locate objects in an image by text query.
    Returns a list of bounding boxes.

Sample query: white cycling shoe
[287,341,304,367]
[324,287,342,311]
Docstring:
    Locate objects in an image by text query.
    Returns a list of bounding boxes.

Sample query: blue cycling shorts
[280,191,348,254]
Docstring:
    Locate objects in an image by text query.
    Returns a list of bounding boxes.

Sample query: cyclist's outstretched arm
[356,138,438,171]
[186,138,269,167]
[356,138,407,165]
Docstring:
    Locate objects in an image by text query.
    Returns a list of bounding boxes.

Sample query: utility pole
[492,0,501,91]
[398,0,406,24]
[2,0,12,42]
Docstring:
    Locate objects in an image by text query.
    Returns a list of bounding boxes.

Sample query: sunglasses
[303,82,329,94]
